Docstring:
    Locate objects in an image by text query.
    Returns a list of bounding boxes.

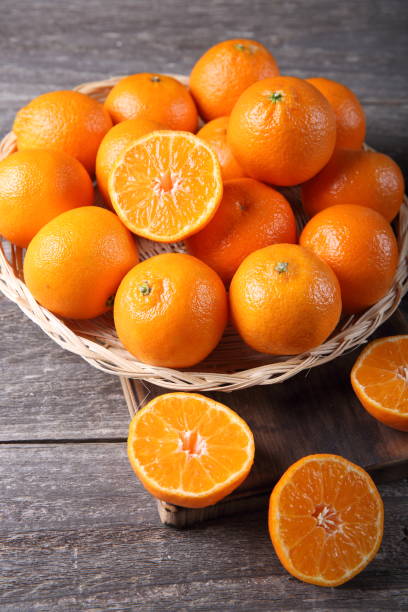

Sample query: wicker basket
[1,75,407,392]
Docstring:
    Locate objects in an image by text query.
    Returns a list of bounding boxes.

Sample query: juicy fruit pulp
[127,392,255,508]
[351,335,408,431]
[108,130,223,242]
[96,117,163,206]
[269,454,384,587]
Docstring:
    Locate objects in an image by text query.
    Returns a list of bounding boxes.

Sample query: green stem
[275,261,289,274]
[139,282,152,295]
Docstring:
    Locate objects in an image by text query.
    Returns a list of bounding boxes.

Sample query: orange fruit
[0,149,93,248]
[96,117,163,205]
[227,76,336,186]
[196,117,245,181]
[108,130,223,242]
[306,78,366,150]
[351,335,408,432]
[229,244,341,355]
[300,204,398,314]
[24,206,138,319]
[114,253,228,368]
[190,39,279,121]
[104,73,198,132]
[186,178,297,284]
[13,90,112,174]
[269,454,384,587]
[128,392,255,508]
[301,149,405,221]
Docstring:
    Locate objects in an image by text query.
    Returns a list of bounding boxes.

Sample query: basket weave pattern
[1,76,407,392]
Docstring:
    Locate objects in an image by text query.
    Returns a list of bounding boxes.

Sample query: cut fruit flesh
[108,130,223,242]
[269,454,384,587]
[127,392,255,508]
[351,335,408,431]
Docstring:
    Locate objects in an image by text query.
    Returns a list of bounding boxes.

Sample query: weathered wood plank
[0,0,408,135]
[0,0,407,103]
[0,443,407,611]
[0,295,128,440]
[0,0,407,609]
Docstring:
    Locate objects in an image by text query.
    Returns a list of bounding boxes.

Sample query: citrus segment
[127,393,255,508]
[351,335,408,431]
[96,117,163,206]
[269,454,384,587]
[109,130,223,242]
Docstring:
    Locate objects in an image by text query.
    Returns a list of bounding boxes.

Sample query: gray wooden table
[1,1,407,610]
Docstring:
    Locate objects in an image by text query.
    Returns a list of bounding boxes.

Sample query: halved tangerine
[269,454,383,587]
[351,335,408,431]
[108,130,223,242]
[127,392,255,508]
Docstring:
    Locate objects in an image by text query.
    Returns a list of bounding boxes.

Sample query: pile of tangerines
[1,38,404,369]
[1,39,407,587]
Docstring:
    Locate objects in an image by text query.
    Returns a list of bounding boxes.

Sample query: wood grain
[0,444,407,611]
[0,295,128,440]
[0,0,407,609]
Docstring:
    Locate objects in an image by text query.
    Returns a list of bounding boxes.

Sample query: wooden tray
[121,306,408,528]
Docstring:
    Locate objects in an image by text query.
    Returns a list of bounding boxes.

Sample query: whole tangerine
[229,243,342,355]
[104,73,198,132]
[0,149,94,248]
[190,39,279,121]
[186,178,296,284]
[306,77,366,150]
[114,253,228,368]
[301,149,405,221]
[300,204,398,314]
[24,206,138,319]
[13,90,112,174]
[227,76,336,186]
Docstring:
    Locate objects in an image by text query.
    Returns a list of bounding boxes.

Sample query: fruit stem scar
[139,282,152,296]
[312,503,341,534]
[236,201,247,212]
[267,91,284,103]
[275,261,289,273]
[150,75,161,82]
[179,430,207,456]
[396,365,408,383]
[234,43,255,54]
[105,295,115,308]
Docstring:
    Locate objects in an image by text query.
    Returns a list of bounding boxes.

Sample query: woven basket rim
[0,74,407,392]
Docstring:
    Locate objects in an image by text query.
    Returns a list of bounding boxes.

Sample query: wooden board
[124,308,408,527]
